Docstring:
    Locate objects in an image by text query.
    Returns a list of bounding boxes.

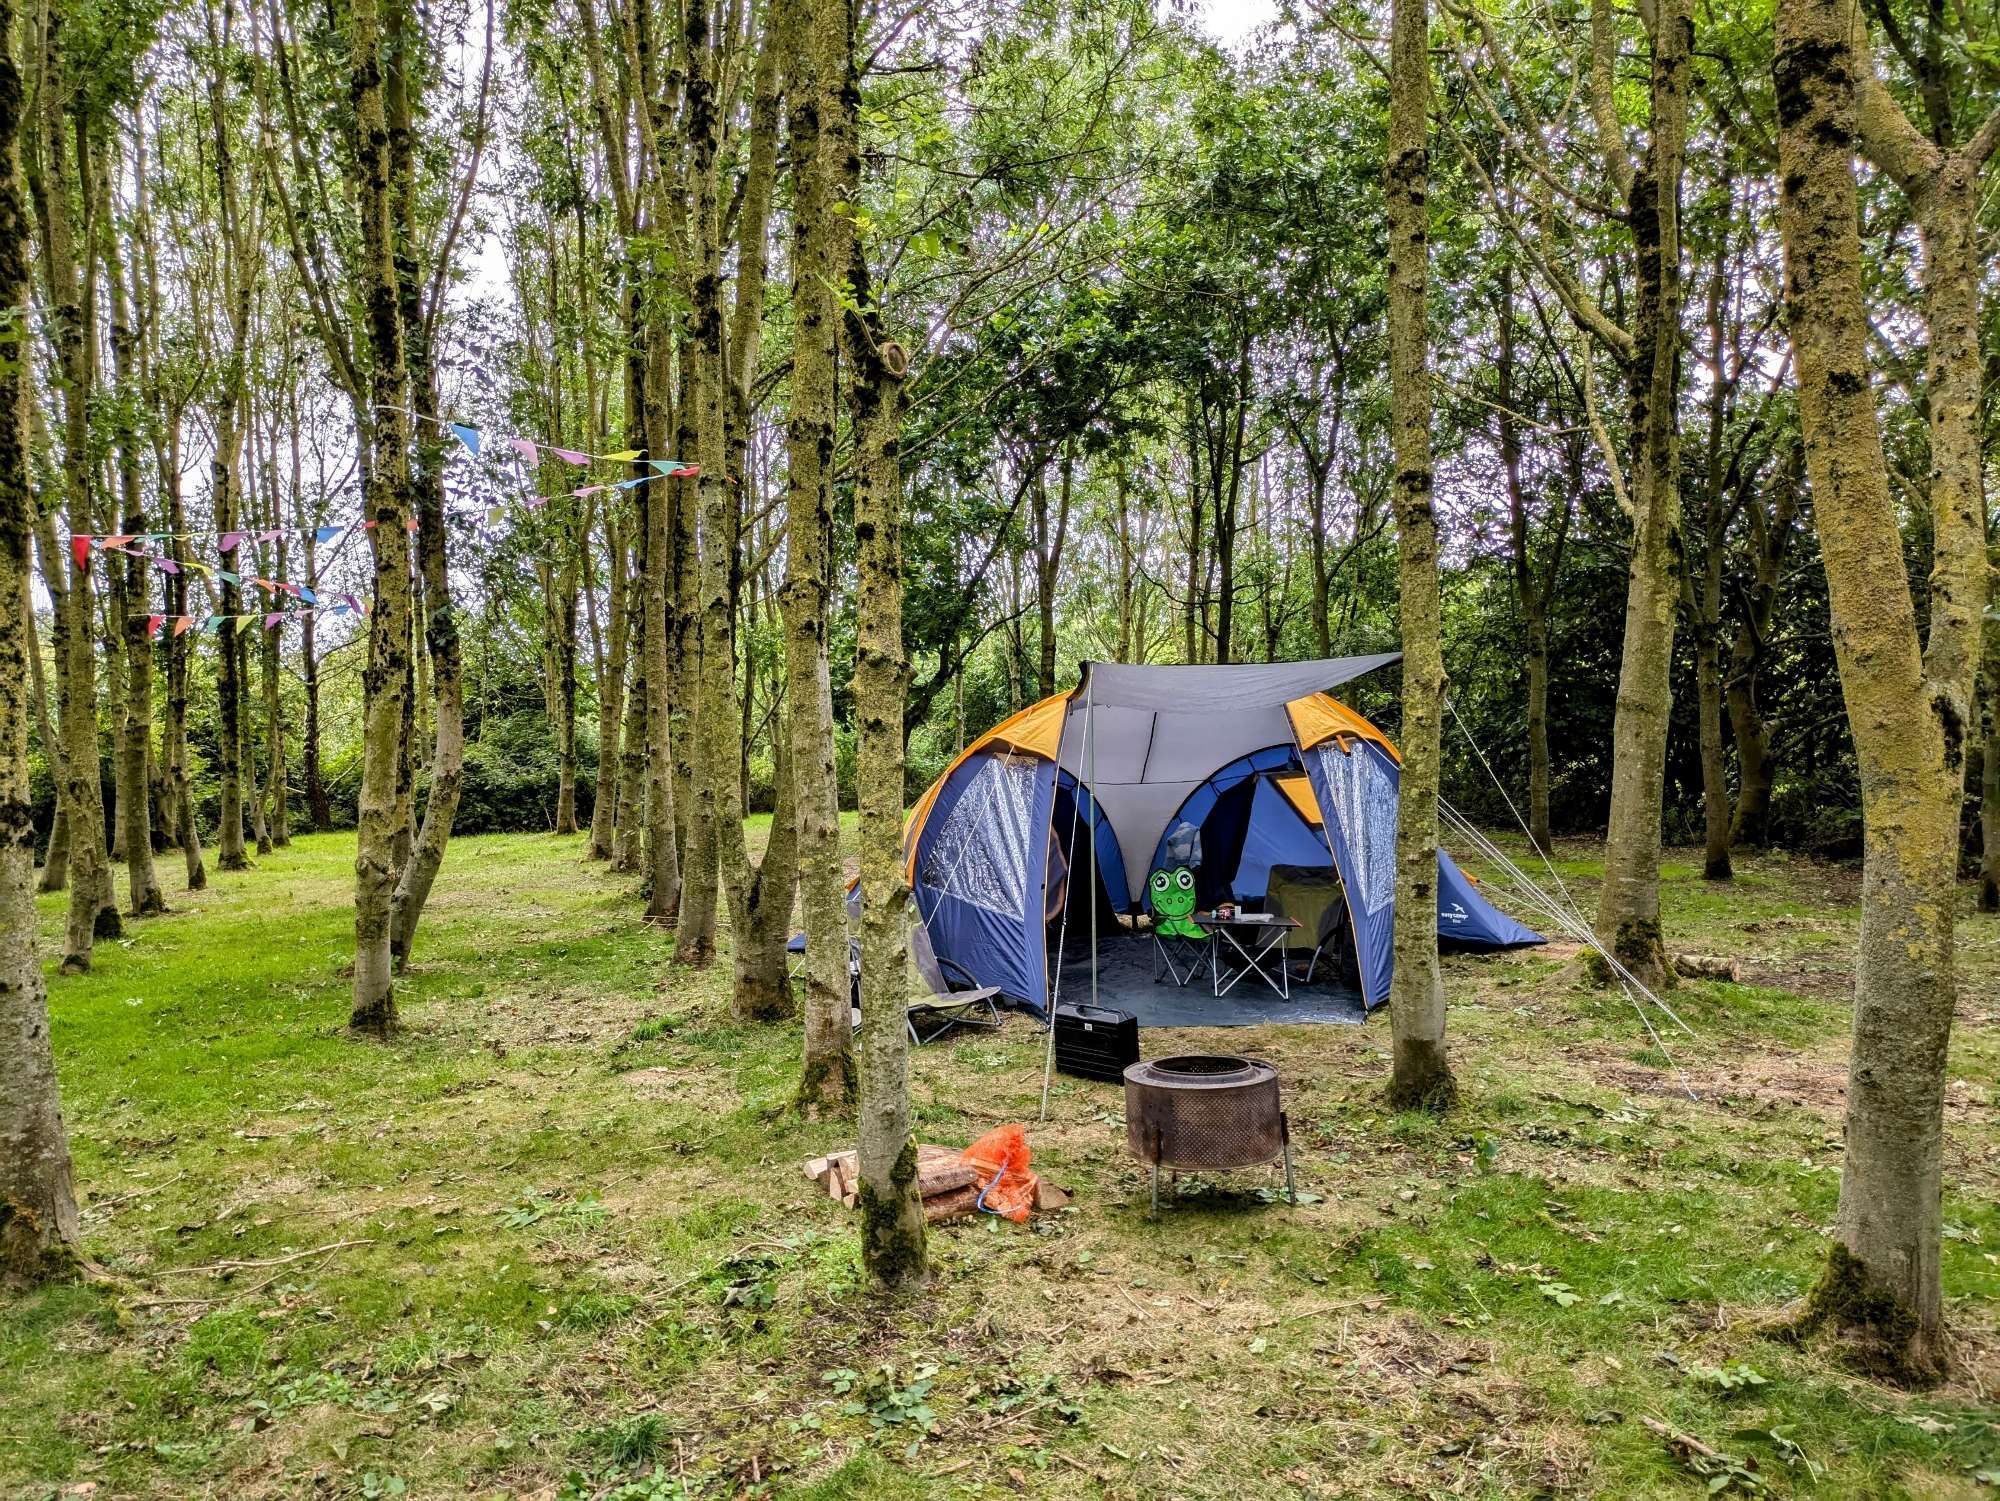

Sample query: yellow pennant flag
[601,449,641,462]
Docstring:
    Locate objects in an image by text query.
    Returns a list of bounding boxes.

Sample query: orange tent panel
[903,692,1071,881]
[1286,693,1400,762]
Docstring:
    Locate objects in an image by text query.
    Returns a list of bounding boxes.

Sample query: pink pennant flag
[104,533,136,549]
[260,528,285,544]
[278,581,302,597]
[219,531,245,553]
[364,519,378,530]
[265,612,285,628]
[173,616,194,637]
[155,556,181,575]
[405,517,420,533]
[343,593,364,613]
[525,496,549,510]
[549,447,589,466]
[570,485,601,498]
[507,437,538,463]
[146,614,165,638]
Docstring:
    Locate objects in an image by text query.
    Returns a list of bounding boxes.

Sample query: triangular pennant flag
[155,556,180,575]
[602,449,641,462]
[216,570,240,587]
[218,531,244,553]
[364,519,378,530]
[201,615,223,635]
[405,517,420,533]
[314,525,342,545]
[184,558,212,576]
[104,533,136,549]
[173,616,194,637]
[448,423,481,456]
[71,536,92,571]
[146,614,165,638]
[485,505,505,525]
[343,593,364,613]
[507,437,538,463]
[549,447,589,466]
[647,458,688,475]
[671,465,702,478]
[298,586,318,605]
[525,496,549,510]
[236,615,259,634]
[617,477,647,490]
[278,581,302,598]
[265,612,285,629]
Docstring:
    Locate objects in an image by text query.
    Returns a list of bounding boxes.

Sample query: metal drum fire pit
[1123,1055,1295,1211]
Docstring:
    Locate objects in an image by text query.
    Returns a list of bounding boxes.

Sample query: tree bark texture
[347,0,417,1036]
[1382,0,1455,1113]
[1773,0,1984,1379]
[785,0,855,1112]
[849,256,926,1290]
[1,0,86,1279]
[1592,0,1691,986]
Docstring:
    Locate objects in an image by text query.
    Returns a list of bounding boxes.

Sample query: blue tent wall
[1054,771,1131,913]
[1145,745,1301,893]
[1437,851,1544,949]
[1230,777,1341,900]
[908,748,1056,1014]
[1299,737,1544,1007]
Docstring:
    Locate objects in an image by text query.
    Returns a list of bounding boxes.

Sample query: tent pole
[1040,675,1091,1123]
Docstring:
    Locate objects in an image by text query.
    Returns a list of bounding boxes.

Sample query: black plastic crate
[1054,1003,1139,1083]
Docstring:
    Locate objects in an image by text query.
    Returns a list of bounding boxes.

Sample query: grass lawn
[5,829,1999,1499]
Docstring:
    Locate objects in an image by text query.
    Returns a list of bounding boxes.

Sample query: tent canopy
[904,656,1542,1017]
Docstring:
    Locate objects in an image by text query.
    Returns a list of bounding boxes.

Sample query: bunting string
[67,409,702,587]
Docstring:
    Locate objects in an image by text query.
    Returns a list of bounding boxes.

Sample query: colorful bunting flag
[71,535,92,571]
[314,525,343,545]
[549,447,589,465]
[173,617,194,637]
[146,614,165,639]
[602,449,641,462]
[449,423,481,456]
[219,531,245,553]
[507,437,538,463]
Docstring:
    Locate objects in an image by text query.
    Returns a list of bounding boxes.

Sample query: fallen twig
[163,1239,375,1276]
[1639,1415,1723,1461]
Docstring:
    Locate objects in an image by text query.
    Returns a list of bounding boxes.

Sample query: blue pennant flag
[448,423,481,457]
[297,585,318,606]
[616,477,647,490]
[314,525,343,545]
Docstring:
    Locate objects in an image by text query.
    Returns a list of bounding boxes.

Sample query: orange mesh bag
[959,1123,1037,1222]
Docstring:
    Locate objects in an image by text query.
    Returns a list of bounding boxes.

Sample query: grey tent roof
[1057,653,1401,904]
[1075,653,1401,712]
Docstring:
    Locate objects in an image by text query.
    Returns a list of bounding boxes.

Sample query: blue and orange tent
[902,655,1542,1016]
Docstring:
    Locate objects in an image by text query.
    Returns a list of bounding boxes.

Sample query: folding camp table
[1195,913,1300,999]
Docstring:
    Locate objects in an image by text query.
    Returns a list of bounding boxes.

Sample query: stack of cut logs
[804,1145,981,1222]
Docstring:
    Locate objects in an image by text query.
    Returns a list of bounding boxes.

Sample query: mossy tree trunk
[587,503,626,862]
[28,19,118,969]
[346,0,417,1037]
[1773,0,1996,1380]
[100,184,163,914]
[785,0,855,1112]
[1382,0,1455,1114]
[848,238,926,1292]
[1591,0,1691,986]
[1,0,86,1281]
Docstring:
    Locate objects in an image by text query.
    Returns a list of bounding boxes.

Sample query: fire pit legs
[1281,1113,1295,1204]
[1126,1056,1298,1211]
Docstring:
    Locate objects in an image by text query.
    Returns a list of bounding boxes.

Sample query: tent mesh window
[917,754,1039,920]
[1312,741,1397,916]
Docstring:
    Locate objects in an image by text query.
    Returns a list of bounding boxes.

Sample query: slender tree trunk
[2,0,86,1277]
[302,534,329,833]
[31,45,118,967]
[849,231,926,1288]
[553,544,579,836]
[161,466,204,885]
[388,382,465,968]
[1773,0,1987,1379]
[1382,0,1455,1113]
[613,616,647,874]
[1982,600,1999,911]
[1591,0,1690,987]
[588,507,625,860]
[643,472,684,925]
[347,0,417,1036]
[786,0,854,1110]
[25,575,66,893]
[107,257,162,912]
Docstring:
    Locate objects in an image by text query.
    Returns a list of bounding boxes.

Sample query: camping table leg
[1213,924,1294,999]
